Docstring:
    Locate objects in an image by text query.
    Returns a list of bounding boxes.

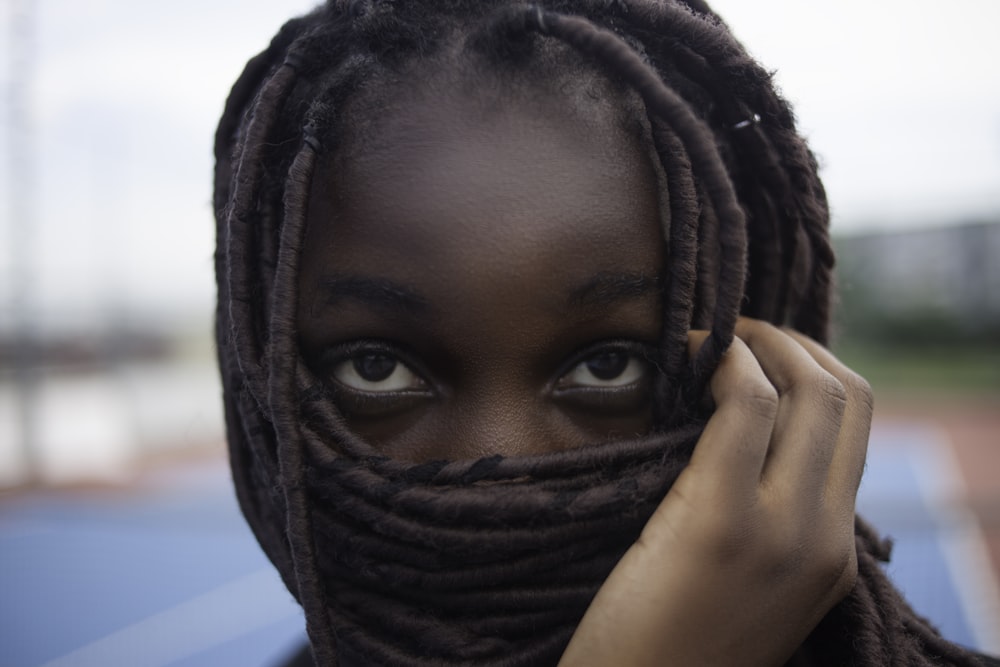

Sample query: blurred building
[836,221,1000,339]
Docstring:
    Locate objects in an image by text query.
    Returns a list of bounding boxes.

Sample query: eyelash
[314,339,655,397]
[552,340,656,393]
[315,340,430,391]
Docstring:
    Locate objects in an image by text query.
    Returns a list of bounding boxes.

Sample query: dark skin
[298,85,873,666]
[298,91,664,461]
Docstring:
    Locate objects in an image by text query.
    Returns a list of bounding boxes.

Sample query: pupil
[586,351,628,380]
[354,354,396,382]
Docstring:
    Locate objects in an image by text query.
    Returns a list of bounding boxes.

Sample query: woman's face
[297,88,663,462]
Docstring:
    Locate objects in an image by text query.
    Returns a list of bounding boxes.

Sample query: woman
[214,0,999,664]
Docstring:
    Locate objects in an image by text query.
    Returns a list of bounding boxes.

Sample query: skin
[559,324,872,666]
[297,83,873,666]
[298,88,664,461]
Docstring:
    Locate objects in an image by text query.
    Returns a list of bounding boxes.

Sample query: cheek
[339,380,655,464]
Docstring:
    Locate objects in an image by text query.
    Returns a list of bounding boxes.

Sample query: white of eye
[563,352,646,388]
[332,354,423,392]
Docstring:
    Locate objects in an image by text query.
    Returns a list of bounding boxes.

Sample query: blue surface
[0,473,305,667]
[858,425,978,649]
[2,424,996,666]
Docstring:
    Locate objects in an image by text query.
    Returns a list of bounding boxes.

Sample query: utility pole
[7,0,41,484]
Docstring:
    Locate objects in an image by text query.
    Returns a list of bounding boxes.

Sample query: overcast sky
[3,0,999,328]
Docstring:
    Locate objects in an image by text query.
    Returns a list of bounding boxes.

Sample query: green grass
[831,341,1000,396]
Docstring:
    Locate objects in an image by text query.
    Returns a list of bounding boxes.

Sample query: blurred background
[1,0,998,664]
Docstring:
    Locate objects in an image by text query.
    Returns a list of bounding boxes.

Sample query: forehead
[363,93,648,225]
[300,72,663,340]
[302,81,664,286]
[332,41,650,168]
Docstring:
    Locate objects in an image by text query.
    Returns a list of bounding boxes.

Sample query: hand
[558,318,873,666]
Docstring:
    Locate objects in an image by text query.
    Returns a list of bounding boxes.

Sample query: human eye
[315,341,428,394]
[333,353,424,392]
[556,343,653,391]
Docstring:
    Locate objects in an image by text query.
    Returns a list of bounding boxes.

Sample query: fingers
[686,317,873,520]
[560,321,873,667]
[783,329,873,509]
[683,330,775,500]
[733,319,846,502]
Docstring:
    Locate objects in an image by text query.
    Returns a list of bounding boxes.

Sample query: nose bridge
[449,386,566,459]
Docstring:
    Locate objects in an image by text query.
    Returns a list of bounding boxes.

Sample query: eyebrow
[567,272,663,308]
[314,274,431,315]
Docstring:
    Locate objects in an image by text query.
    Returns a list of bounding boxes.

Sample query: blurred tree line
[833,221,1000,347]
[831,221,1000,393]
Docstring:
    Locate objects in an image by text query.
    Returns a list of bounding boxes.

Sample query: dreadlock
[214,1,992,665]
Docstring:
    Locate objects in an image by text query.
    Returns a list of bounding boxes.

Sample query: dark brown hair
[214,1,991,664]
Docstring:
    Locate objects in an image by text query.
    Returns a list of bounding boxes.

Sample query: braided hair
[214,1,992,665]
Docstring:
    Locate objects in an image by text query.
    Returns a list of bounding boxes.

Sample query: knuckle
[842,371,875,416]
[820,540,859,600]
[761,510,857,580]
[736,376,779,420]
[835,549,859,597]
[810,518,860,597]
[809,370,848,409]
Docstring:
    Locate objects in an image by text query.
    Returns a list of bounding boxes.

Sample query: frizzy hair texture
[214,1,988,665]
